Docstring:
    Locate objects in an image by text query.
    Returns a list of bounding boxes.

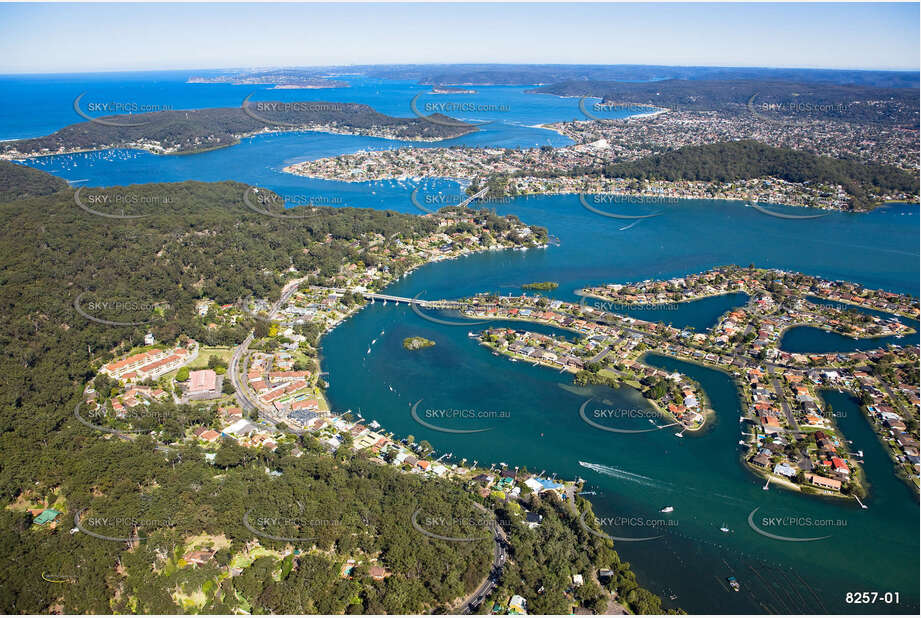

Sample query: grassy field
[188,346,234,369]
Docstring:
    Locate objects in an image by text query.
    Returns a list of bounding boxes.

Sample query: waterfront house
[773,463,797,478]
[805,473,841,492]
[831,457,850,476]
[473,474,495,487]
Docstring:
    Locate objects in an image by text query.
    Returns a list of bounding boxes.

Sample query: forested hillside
[0,160,69,202]
[529,79,920,125]
[0,172,668,614]
[0,102,475,157]
[547,140,919,210]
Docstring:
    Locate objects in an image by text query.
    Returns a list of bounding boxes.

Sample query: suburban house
[805,473,841,491]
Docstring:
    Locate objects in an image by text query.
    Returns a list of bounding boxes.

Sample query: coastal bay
[318,194,919,614]
[8,73,920,615]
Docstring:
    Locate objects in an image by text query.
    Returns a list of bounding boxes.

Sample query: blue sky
[0,2,918,73]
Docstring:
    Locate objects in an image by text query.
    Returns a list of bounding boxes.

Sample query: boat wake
[578,461,671,490]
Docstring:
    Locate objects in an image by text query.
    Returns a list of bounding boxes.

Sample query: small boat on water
[660,506,674,513]
[727,576,740,592]
[720,524,730,533]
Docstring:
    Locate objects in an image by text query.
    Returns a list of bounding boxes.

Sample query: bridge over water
[308,286,466,309]
[362,292,465,310]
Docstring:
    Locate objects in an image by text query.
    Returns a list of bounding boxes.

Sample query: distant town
[286,105,919,211]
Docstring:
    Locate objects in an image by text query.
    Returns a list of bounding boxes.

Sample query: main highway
[458,503,509,615]
[229,278,307,429]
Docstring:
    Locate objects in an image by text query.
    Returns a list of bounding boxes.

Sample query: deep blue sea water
[7,72,920,615]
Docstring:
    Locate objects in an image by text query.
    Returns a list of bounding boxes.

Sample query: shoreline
[467,309,711,433]
[0,125,471,162]
[777,321,916,344]
[280,164,898,213]
[578,288,748,307]
[806,293,920,322]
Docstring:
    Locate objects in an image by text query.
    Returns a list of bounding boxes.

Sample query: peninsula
[0,102,477,159]
[406,265,918,497]
[284,140,918,211]
[188,69,350,89]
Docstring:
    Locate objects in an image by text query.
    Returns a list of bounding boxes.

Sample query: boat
[727,576,740,591]
[720,524,730,533]
[659,506,674,513]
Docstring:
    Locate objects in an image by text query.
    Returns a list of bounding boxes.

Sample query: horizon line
[2,61,919,77]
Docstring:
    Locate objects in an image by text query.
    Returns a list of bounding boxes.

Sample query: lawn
[189,346,234,370]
